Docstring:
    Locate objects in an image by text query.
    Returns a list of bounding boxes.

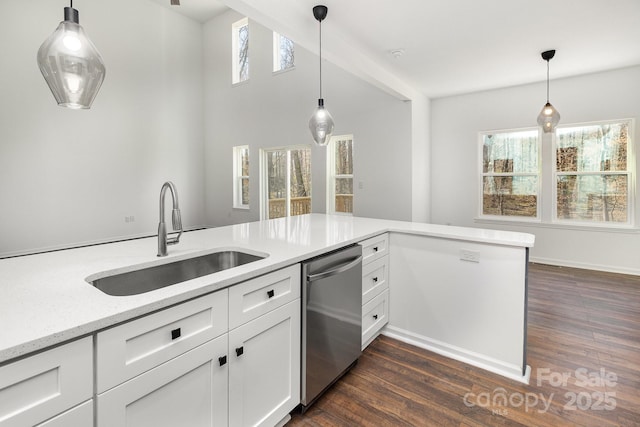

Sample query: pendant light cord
[546,60,550,103]
[319,20,323,99]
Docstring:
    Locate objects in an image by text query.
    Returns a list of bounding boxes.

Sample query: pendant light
[37,0,106,109]
[308,5,334,146]
[537,49,560,133]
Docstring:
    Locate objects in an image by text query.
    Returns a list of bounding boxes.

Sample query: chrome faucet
[157,181,183,257]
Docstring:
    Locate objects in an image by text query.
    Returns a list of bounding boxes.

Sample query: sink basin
[90,250,266,296]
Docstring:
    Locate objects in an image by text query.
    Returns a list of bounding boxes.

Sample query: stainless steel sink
[90,250,266,296]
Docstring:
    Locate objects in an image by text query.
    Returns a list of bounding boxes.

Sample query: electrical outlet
[124,216,135,223]
[460,249,480,263]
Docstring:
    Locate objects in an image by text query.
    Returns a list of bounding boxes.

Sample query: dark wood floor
[288,263,640,426]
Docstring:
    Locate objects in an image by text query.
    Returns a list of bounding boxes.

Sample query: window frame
[259,145,312,220]
[477,127,542,222]
[326,134,354,216]
[231,17,249,85]
[551,118,635,228]
[233,145,250,210]
[272,32,295,74]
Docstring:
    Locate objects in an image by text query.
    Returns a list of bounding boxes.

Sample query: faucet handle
[172,208,183,231]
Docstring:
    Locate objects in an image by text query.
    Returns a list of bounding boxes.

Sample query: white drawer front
[97,289,228,393]
[36,401,93,427]
[229,264,301,329]
[360,233,389,265]
[0,337,92,427]
[362,288,389,349]
[362,255,389,305]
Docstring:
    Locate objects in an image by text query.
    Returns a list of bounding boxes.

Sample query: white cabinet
[96,264,301,427]
[36,401,93,427]
[0,337,93,427]
[96,290,228,393]
[98,334,228,427]
[359,234,390,349]
[229,300,300,427]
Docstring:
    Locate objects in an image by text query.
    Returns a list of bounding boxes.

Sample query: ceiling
[154,0,640,100]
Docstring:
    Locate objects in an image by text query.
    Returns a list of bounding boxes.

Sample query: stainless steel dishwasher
[301,244,363,410]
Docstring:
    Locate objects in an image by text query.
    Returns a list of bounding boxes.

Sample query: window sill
[272,66,295,76]
[233,205,250,211]
[231,79,250,88]
[474,217,639,234]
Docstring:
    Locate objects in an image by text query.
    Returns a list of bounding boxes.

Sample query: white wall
[202,10,412,226]
[431,66,640,274]
[0,0,206,256]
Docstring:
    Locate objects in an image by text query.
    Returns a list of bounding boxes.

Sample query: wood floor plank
[288,263,640,426]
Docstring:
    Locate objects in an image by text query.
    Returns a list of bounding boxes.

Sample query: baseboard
[382,325,531,385]
[529,256,640,276]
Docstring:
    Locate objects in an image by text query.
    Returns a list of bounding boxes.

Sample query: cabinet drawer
[229,264,301,329]
[362,288,389,349]
[360,233,389,265]
[0,337,92,427]
[36,401,92,427]
[362,255,389,305]
[97,289,228,393]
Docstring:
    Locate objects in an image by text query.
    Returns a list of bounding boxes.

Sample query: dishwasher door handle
[307,256,363,282]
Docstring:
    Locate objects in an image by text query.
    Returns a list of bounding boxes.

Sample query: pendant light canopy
[308,5,334,146]
[37,1,106,109]
[537,49,560,133]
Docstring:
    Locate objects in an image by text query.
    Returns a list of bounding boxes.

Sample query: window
[261,146,311,219]
[232,18,249,84]
[480,129,540,219]
[327,135,354,215]
[273,32,294,72]
[555,120,632,224]
[233,146,250,209]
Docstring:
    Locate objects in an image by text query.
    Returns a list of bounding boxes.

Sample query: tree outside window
[232,18,249,84]
[327,135,354,215]
[480,130,539,218]
[233,146,249,209]
[262,147,311,219]
[555,121,630,224]
[273,32,294,72]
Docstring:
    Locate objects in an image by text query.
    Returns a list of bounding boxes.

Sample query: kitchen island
[0,214,534,426]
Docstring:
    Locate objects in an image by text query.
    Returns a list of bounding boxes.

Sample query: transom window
[273,32,294,72]
[232,18,249,84]
[261,146,311,219]
[480,129,540,219]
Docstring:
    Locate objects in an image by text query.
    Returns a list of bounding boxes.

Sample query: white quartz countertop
[0,214,534,363]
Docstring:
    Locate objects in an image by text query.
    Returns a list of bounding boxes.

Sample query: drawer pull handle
[218,356,227,366]
[171,328,181,340]
[373,277,378,283]
[235,346,244,357]
[373,314,379,320]
[267,289,275,298]
[373,246,379,252]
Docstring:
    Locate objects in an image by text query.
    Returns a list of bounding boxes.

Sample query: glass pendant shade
[537,102,560,133]
[309,98,334,146]
[37,7,105,109]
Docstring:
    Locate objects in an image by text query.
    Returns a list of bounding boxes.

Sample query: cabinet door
[362,288,389,349]
[98,335,228,427]
[229,299,300,427]
[0,337,92,427]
